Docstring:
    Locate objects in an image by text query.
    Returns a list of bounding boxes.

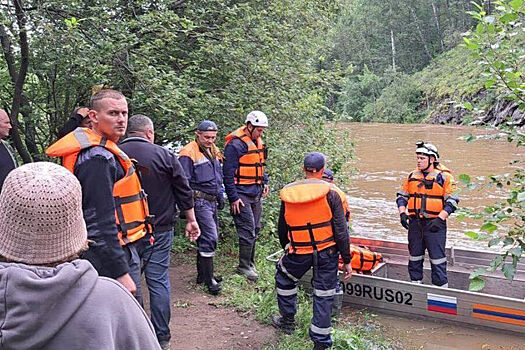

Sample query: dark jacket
[119,137,194,232]
[0,260,161,350]
[75,146,129,279]
[179,140,223,197]
[0,140,17,192]
[277,189,351,264]
[223,137,269,202]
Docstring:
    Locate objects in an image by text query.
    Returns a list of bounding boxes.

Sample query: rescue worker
[396,141,459,287]
[223,111,269,281]
[272,152,352,350]
[120,114,199,350]
[0,109,17,192]
[179,120,224,295]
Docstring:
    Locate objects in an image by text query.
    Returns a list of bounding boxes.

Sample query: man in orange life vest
[46,89,189,303]
[396,142,459,287]
[272,152,352,350]
[223,111,269,281]
[179,120,224,295]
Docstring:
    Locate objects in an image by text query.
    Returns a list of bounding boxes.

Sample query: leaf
[465,231,479,240]
[500,12,519,24]
[517,191,525,202]
[463,102,473,111]
[469,277,485,292]
[509,0,523,11]
[502,263,516,281]
[509,247,522,258]
[480,222,498,233]
[464,133,476,142]
[470,268,486,279]
[503,237,515,246]
[488,237,501,247]
[485,79,496,89]
[459,174,471,184]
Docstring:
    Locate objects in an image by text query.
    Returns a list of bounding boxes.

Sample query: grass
[172,218,399,349]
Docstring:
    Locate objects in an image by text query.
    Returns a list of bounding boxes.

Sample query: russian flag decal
[427,293,457,315]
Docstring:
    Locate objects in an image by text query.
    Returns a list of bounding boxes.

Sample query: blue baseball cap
[197,120,218,131]
[322,168,334,181]
[304,152,326,172]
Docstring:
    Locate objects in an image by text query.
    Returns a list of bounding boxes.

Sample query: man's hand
[185,220,200,242]
[400,213,409,230]
[117,273,137,295]
[230,198,245,215]
[343,263,353,281]
[262,184,270,197]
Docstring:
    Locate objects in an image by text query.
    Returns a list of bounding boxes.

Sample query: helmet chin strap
[246,123,256,139]
[421,155,432,172]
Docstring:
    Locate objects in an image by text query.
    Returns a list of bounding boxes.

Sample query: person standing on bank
[0,109,17,192]
[0,162,161,350]
[120,114,199,350]
[272,152,352,350]
[46,89,154,301]
[396,141,459,287]
[223,111,269,281]
[179,120,224,295]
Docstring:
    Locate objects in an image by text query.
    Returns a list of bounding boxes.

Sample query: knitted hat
[0,162,87,265]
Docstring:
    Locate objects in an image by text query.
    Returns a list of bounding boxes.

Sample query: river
[342,122,524,249]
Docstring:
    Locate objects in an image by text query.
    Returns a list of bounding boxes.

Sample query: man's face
[417,154,431,170]
[196,130,217,148]
[89,98,128,142]
[0,110,12,139]
[250,126,265,139]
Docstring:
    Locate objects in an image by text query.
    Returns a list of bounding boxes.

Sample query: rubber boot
[197,253,222,284]
[313,343,329,350]
[331,281,343,319]
[201,256,221,295]
[250,241,258,273]
[237,244,258,281]
[271,315,295,334]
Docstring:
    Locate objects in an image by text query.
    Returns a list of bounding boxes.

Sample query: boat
[266,236,525,334]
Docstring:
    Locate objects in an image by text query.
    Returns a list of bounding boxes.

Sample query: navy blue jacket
[223,137,268,202]
[119,137,194,232]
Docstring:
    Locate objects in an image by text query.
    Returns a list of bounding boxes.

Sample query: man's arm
[178,155,195,184]
[75,152,129,279]
[223,142,242,203]
[277,201,289,249]
[327,190,351,264]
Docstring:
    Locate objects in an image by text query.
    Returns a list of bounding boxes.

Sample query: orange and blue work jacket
[46,128,152,245]
[179,140,223,197]
[396,166,459,218]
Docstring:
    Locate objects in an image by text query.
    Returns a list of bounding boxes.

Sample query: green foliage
[462,0,525,289]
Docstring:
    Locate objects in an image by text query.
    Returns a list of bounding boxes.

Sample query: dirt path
[144,253,278,350]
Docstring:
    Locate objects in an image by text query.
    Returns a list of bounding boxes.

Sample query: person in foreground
[0,162,161,350]
[272,152,353,350]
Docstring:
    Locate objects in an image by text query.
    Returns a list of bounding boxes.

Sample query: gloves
[400,213,409,230]
[429,217,445,233]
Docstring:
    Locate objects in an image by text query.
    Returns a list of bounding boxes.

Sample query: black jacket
[119,137,194,232]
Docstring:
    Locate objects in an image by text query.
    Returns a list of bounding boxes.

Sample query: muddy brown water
[343,122,524,249]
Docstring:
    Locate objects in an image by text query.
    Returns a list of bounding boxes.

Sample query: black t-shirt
[0,142,17,192]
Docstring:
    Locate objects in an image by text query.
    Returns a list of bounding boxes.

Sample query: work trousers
[275,248,339,347]
[194,197,219,257]
[408,217,447,286]
[137,230,174,342]
[232,193,262,247]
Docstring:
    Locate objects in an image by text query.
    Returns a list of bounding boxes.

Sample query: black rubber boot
[313,343,329,350]
[197,253,222,284]
[201,256,221,295]
[237,245,258,281]
[249,241,258,273]
[271,315,296,335]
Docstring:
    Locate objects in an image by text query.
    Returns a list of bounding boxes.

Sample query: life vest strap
[287,220,332,232]
[409,193,443,200]
[289,236,334,247]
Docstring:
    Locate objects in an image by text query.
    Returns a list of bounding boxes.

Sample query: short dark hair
[89,89,126,110]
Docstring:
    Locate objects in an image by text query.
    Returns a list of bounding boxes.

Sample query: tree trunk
[409,5,433,61]
[389,2,396,72]
[431,0,445,52]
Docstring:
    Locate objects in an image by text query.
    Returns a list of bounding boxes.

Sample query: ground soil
[143,253,278,350]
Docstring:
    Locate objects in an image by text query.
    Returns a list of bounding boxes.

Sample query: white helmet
[415,141,439,159]
[245,111,268,127]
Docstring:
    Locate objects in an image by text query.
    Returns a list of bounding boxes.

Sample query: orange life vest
[46,128,152,246]
[330,184,350,222]
[404,168,453,219]
[224,126,266,185]
[280,179,336,254]
[339,245,383,272]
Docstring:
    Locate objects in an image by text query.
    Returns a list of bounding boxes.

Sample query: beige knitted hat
[0,162,87,265]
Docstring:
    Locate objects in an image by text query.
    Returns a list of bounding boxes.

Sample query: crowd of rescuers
[0,87,458,350]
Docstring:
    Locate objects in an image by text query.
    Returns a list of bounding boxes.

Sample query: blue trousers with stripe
[408,218,447,286]
[194,198,219,256]
[275,247,339,347]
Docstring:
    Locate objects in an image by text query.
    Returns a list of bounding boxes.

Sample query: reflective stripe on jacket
[46,128,151,245]
[280,179,336,254]
[224,126,266,185]
[179,140,223,195]
[397,167,457,219]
